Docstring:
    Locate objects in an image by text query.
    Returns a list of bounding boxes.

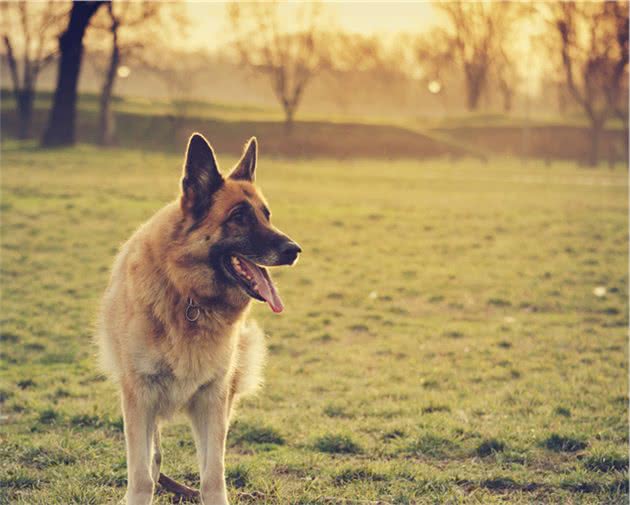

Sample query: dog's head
[177,133,300,313]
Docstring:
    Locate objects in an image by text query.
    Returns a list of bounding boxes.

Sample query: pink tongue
[241,259,284,313]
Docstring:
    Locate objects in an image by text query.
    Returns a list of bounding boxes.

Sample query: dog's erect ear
[229,137,257,182]
[181,133,223,219]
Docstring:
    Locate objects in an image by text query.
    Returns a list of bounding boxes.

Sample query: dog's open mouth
[225,255,284,313]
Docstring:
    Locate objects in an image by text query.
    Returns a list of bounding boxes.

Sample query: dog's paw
[200,489,229,505]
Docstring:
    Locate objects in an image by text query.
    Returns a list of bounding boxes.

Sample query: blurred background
[1,2,629,504]
[1,0,628,165]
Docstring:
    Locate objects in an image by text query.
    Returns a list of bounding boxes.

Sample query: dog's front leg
[122,383,157,505]
[186,383,230,505]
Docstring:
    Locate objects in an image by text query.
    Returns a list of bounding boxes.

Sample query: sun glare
[428,80,442,94]
[117,66,131,79]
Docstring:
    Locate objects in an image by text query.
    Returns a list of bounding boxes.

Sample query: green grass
[0,141,628,504]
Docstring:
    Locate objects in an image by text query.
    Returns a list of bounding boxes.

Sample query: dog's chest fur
[97,201,250,418]
[134,319,241,418]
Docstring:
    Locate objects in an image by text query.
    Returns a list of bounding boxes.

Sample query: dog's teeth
[230,256,254,281]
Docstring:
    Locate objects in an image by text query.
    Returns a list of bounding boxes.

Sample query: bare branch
[227,1,328,127]
[556,3,589,113]
[547,0,628,164]
[18,2,32,87]
[429,0,521,110]
[3,35,21,95]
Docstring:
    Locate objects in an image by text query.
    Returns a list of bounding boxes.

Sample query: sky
[180,1,545,95]
[182,1,442,50]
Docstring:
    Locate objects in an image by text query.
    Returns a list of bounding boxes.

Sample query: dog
[96,133,301,505]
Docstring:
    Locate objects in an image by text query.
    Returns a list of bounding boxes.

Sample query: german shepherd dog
[96,133,301,505]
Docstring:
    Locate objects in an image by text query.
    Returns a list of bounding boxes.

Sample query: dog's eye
[230,208,247,224]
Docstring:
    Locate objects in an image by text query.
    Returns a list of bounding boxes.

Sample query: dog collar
[185,297,201,322]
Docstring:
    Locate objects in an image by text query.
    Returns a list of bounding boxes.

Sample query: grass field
[1,141,628,504]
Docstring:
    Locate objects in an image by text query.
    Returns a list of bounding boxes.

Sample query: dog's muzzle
[275,240,301,266]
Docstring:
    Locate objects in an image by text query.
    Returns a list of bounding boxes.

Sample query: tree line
[1,0,628,166]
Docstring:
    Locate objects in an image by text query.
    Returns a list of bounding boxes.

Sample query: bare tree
[1,1,68,139]
[549,1,628,166]
[410,27,455,108]
[42,1,105,148]
[331,33,389,73]
[413,28,452,82]
[228,1,331,132]
[148,49,205,149]
[432,1,523,111]
[88,2,185,146]
[493,46,519,113]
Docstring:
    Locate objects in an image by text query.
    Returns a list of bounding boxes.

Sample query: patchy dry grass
[0,141,628,504]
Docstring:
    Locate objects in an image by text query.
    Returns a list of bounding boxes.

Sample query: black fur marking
[205,199,298,299]
[226,201,256,227]
[182,176,223,222]
[209,219,290,269]
[183,134,224,220]
[185,194,220,233]
[142,361,174,391]
[196,379,215,393]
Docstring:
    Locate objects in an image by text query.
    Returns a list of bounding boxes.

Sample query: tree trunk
[622,127,629,167]
[466,84,482,110]
[588,119,603,167]
[619,114,629,166]
[98,31,120,146]
[501,86,513,113]
[4,35,35,140]
[42,1,104,147]
[283,106,295,135]
[465,69,484,111]
[16,89,35,140]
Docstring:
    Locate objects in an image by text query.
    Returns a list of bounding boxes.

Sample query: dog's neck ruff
[185,297,201,322]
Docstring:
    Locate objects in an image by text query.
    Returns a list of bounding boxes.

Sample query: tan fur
[96,140,277,505]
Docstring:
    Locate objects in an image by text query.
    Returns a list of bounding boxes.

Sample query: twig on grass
[158,472,200,503]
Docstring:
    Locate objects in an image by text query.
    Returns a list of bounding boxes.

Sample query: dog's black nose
[278,241,301,265]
